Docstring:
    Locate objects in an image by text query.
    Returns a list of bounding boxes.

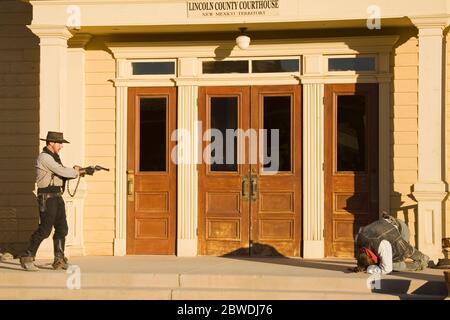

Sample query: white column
[62,34,92,256]
[27,26,73,146]
[27,26,73,258]
[302,82,325,258]
[176,57,199,256]
[177,85,199,256]
[412,20,448,262]
[114,85,128,256]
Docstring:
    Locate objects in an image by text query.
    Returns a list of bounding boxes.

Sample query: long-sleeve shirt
[36,152,78,188]
[366,240,393,274]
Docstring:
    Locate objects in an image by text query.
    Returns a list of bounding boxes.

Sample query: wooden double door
[198,86,302,256]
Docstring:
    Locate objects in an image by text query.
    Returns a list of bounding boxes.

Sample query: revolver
[81,165,110,176]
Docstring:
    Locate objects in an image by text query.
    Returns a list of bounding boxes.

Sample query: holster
[37,194,48,212]
[37,192,62,212]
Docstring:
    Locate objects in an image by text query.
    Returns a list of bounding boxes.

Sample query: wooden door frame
[126,87,177,255]
[324,83,379,257]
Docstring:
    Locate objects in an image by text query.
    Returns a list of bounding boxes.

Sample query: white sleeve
[377,240,393,274]
[40,154,78,179]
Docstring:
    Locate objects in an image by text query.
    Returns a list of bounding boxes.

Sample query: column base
[412,183,447,263]
[303,240,324,259]
[114,238,126,256]
[177,239,197,257]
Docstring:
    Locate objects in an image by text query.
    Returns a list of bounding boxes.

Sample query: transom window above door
[202,58,301,74]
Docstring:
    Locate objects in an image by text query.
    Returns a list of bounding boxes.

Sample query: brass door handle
[250,174,258,201]
[127,170,135,201]
[242,176,249,201]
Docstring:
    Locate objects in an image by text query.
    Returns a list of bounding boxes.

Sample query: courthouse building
[1,0,450,261]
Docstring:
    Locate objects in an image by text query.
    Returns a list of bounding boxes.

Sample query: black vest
[356,219,413,262]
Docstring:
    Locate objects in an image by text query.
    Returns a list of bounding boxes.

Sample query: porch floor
[0,255,448,300]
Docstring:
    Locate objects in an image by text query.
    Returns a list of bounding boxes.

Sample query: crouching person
[354,214,429,274]
[20,132,85,271]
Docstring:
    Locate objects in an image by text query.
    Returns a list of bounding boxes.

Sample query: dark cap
[40,131,70,144]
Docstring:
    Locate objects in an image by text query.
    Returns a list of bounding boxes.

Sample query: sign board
[187,0,280,18]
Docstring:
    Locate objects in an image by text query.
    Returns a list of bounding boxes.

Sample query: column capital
[27,25,73,45]
[68,33,93,49]
[410,15,448,34]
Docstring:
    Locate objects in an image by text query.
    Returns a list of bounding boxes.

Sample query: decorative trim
[378,82,391,216]
[113,75,390,88]
[114,86,128,256]
[302,83,325,258]
[68,33,93,48]
[177,85,199,257]
[108,36,400,59]
[412,191,447,202]
[410,15,449,29]
[27,25,73,41]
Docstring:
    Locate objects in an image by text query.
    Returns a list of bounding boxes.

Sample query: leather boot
[52,238,69,270]
[19,255,39,272]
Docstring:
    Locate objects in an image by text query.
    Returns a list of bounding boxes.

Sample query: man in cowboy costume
[20,131,93,271]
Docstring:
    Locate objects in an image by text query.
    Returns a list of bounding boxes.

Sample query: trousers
[26,195,68,257]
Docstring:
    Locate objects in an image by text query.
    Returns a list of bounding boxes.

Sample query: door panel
[127,87,177,255]
[198,87,250,255]
[198,85,301,257]
[250,86,301,256]
[324,84,379,257]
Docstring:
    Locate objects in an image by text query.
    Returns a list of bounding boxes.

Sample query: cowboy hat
[40,131,70,143]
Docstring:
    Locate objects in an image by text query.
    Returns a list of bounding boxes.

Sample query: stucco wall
[0,1,39,255]
[84,39,116,255]
[390,34,419,246]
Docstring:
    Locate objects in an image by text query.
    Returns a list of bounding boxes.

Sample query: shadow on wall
[0,1,40,257]
[390,191,418,247]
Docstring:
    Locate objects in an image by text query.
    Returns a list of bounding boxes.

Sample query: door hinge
[196,228,198,236]
[323,229,325,238]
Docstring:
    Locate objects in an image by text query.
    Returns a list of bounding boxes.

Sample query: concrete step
[178,274,447,296]
[170,288,447,300]
[1,257,447,300]
[0,286,446,300]
[0,286,172,300]
[0,271,447,299]
[0,271,180,288]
